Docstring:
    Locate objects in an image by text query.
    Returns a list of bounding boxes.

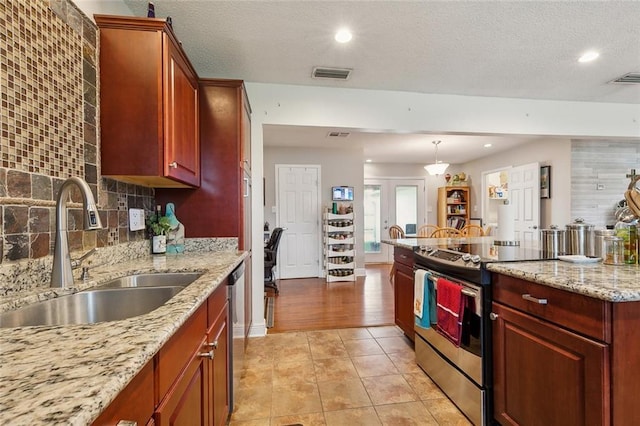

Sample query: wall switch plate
[129,208,146,231]
[596,183,605,190]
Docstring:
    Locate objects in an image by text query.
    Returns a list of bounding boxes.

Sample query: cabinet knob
[489,312,499,321]
[208,340,218,349]
[168,161,178,168]
[198,350,214,359]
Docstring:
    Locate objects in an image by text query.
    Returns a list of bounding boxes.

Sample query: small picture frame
[540,166,551,199]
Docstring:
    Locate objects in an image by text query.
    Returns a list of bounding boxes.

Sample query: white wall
[263,146,365,272]
[460,138,573,229]
[74,0,133,19]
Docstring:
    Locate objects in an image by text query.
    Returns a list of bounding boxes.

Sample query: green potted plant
[147,212,172,254]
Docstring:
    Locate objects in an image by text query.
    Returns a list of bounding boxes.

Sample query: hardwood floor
[267,264,395,333]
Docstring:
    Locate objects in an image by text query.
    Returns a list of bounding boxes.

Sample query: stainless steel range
[413,241,554,425]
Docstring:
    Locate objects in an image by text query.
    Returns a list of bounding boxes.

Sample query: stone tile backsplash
[0,0,154,268]
[571,140,640,227]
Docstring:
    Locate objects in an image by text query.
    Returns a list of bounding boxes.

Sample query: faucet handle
[71,247,98,269]
[80,267,91,281]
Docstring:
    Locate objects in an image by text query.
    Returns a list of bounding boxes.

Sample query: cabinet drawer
[492,273,611,342]
[208,281,228,328]
[394,247,414,268]
[157,302,207,400]
[92,360,154,426]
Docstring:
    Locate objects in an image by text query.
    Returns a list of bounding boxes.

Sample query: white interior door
[276,165,321,279]
[364,178,425,263]
[509,162,540,243]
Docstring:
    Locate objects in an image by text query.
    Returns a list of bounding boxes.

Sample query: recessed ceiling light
[335,29,352,43]
[484,143,492,148]
[578,51,599,63]
[365,159,372,163]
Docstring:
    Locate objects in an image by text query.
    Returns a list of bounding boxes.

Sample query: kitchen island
[487,260,640,425]
[384,236,640,424]
[0,249,247,424]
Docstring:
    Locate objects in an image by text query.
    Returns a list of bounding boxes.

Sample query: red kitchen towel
[436,277,464,346]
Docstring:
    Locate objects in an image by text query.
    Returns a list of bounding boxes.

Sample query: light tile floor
[229,325,472,426]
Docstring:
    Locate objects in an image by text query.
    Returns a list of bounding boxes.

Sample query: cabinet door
[208,307,229,426]
[164,35,200,187]
[155,336,210,426]
[394,262,415,341]
[492,302,609,426]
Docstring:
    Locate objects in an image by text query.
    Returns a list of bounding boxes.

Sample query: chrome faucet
[51,177,103,288]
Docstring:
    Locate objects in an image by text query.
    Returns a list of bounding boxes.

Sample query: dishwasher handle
[228,262,245,286]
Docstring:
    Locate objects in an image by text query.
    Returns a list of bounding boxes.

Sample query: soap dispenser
[165,203,185,254]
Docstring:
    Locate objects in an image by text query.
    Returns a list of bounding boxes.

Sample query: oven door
[413,267,483,386]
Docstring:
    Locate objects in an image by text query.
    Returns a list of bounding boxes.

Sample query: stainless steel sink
[96,272,202,289]
[0,286,185,328]
[0,272,203,328]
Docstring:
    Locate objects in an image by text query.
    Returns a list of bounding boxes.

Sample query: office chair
[264,227,284,294]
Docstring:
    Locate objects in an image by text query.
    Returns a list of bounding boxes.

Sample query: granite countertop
[382,237,640,302]
[487,261,640,302]
[0,250,247,425]
[382,236,493,249]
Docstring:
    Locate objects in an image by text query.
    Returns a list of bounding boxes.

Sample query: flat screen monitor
[332,186,354,201]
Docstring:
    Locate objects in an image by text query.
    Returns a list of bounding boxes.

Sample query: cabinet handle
[522,294,548,305]
[198,350,214,359]
[243,177,249,198]
[117,421,137,426]
[168,161,178,168]
[489,312,499,321]
[208,340,218,349]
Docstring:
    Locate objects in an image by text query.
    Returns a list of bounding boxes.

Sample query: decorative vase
[152,235,166,254]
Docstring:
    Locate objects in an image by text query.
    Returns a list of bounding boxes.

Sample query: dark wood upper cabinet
[156,79,251,248]
[95,15,200,188]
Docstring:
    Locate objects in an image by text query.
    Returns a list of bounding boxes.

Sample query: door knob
[489,312,499,321]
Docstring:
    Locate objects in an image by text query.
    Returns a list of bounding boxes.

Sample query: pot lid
[566,218,594,229]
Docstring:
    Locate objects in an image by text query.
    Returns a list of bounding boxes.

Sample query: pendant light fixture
[424,140,449,176]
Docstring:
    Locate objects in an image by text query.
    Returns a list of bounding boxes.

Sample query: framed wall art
[540,166,551,199]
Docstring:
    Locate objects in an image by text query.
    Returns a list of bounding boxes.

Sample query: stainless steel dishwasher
[227,262,245,413]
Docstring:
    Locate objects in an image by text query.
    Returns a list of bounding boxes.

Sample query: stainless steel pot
[540,226,565,257]
[566,218,595,256]
[594,229,616,259]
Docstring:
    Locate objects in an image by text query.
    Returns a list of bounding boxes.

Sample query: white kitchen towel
[414,269,427,318]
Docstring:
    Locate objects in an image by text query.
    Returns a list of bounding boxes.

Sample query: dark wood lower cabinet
[392,246,415,341]
[155,337,209,426]
[492,302,608,426]
[92,282,230,426]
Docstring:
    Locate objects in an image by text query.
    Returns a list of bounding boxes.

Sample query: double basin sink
[0,272,202,328]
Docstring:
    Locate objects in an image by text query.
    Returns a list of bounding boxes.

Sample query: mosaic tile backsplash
[0,0,155,266]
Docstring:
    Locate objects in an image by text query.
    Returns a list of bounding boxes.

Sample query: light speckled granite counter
[0,250,247,425]
[487,261,640,302]
[383,237,640,302]
[382,236,494,249]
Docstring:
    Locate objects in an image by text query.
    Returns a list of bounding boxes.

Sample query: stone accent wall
[0,0,154,264]
[571,139,640,227]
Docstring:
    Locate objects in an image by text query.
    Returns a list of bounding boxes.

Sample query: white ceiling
[121,0,640,164]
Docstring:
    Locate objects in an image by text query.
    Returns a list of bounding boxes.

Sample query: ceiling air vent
[312,67,352,80]
[609,72,640,84]
[327,131,350,138]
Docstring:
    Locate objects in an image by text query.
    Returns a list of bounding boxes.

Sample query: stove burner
[431,250,462,262]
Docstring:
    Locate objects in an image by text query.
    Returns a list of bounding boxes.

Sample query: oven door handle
[461,288,478,298]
